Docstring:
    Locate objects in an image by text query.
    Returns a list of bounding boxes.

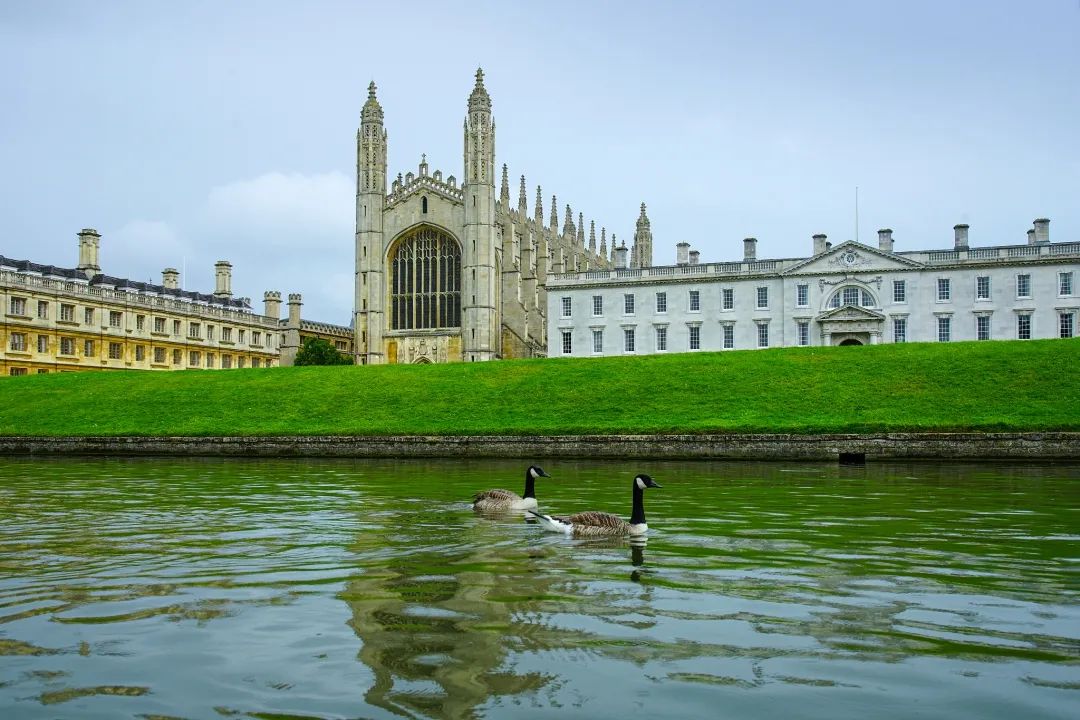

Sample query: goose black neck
[630,481,646,525]
[523,469,536,499]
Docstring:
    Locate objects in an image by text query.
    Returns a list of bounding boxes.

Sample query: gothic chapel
[354,69,654,363]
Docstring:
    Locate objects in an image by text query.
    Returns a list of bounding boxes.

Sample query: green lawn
[2,339,1078,436]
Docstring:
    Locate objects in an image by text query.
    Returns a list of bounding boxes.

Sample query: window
[154,317,165,333]
[9,332,26,351]
[60,304,74,322]
[1017,274,1031,298]
[252,358,262,368]
[108,342,122,359]
[109,311,122,328]
[722,288,734,310]
[206,353,215,368]
[9,368,27,377]
[9,297,26,316]
[1060,272,1073,296]
[154,347,166,364]
[843,287,860,306]
[937,316,951,342]
[84,339,94,357]
[757,323,769,348]
[756,286,768,309]
[976,276,991,300]
[937,278,951,301]
[796,284,809,307]
[189,351,200,367]
[561,296,572,317]
[893,280,906,303]
[1017,314,1031,340]
[135,345,145,361]
[893,318,907,343]
[37,335,48,353]
[37,301,49,319]
[592,329,603,353]
[688,325,700,350]
[797,321,809,346]
[207,325,215,341]
[136,314,145,331]
[222,354,233,369]
[238,329,246,344]
[723,325,734,349]
[624,293,635,314]
[173,319,181,336]
[237,357,246,369]
[252,331,262,346]
[1061,313,1075,339]
[656,292,667,313]
[189,322,201,339]
[689,290,700,312]
[829,287,876,309]
[84,307,94,325]
[222,327,233,342]
[390,226,462,330]
[624,328,636,352]
[977,315,991,340]
[655,326,667,351]
[60,337,75,355]
[172,349,182,365]
[592,295,603,316]
[561,330,572,355]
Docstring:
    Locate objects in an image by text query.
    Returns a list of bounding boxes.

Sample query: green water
[0,458,1077,719]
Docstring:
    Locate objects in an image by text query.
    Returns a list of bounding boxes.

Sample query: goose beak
[538,468,551,477]
[650,480,662,488]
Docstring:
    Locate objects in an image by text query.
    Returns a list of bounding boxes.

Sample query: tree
[294,338,353,366]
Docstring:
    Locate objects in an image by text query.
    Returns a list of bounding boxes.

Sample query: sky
[2,0,1078,324]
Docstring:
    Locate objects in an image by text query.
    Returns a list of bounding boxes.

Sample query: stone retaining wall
[0,433,1077,460]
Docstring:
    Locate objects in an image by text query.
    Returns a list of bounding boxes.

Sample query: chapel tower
[462,69,499,361]
[355,81,387,364]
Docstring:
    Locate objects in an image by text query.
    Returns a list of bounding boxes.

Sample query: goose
[472,465,551,512]
[528,474,662,537]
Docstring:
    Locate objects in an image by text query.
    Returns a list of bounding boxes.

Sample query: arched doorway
[838,338,864,346]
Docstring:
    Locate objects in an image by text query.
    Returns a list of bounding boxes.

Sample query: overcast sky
[2,0,1077,324]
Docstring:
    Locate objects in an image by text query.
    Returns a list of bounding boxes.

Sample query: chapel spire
[518,175,528,215]
[500,163,510,205]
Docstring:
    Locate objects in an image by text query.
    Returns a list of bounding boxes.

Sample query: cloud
[103,219,192,282]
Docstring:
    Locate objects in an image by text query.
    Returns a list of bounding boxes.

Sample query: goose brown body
[530,474,661,537]
[472,466,550,512]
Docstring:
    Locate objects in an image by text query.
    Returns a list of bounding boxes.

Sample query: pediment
[816,304,886,322]
[783,241,924,275]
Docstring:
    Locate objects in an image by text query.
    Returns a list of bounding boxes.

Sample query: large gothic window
[390,226,461,330]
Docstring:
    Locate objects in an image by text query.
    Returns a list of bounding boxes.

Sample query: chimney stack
[1033,218,1050,244]
[615,242,629,269]
[813,233,828,255]
[676,242,690,266]
[743,237,757,262]
[287,293,302,328]
[953,224,969,250]
[214,260,233,297]
[77,228,101,278]
[263,291,282,319]
[878,229,894,254]
[1027,229,1036,245]
[162,268,180,290]
[689,250,700,266]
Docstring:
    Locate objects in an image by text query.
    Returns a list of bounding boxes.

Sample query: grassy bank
[1,339,1077,437]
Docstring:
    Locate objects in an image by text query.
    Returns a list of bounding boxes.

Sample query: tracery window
[829,286,876,309]
[390,226,461,330]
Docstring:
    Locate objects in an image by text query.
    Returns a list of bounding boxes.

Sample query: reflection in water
[0,458,1076,720]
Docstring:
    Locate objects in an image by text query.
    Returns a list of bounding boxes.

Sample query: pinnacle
[475,67,485,88]
[367,81,377,100]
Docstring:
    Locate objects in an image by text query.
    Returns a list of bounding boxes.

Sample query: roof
[0,255,252,310]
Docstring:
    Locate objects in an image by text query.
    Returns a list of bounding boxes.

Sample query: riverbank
[1,339,1078,437]
[2,432,1078,460]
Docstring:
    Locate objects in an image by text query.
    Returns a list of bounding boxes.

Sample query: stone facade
[548,222,1079,355]
[353,70,653,364]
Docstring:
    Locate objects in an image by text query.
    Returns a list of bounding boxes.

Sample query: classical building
[1,229,287,376]
[353,70,653,364]
[547,219,1079,355]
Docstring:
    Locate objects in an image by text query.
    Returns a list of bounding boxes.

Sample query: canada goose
[528,474,662,537]
[472,465,551,512]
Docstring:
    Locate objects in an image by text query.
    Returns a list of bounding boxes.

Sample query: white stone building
[547,220,1079,356]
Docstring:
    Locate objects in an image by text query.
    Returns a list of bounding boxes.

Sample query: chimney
[953,224,969,250]
[263,290,282,319]
[825,241,833,251]
[743,237,757,262]
[77,228,101,277]
[214,260,233,297]
[287,293,302,328]
[676,241,690,266]
[1027,229,1036,245]
[877,229,894,254]
[162,268,180,290]
[615,242,629,269]
[1033,218,1050,244]
[813,233,828,255]
[689,250,700,266]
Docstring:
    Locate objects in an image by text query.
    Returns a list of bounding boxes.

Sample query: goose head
[634,474,661,490]
[529,466,552,479]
